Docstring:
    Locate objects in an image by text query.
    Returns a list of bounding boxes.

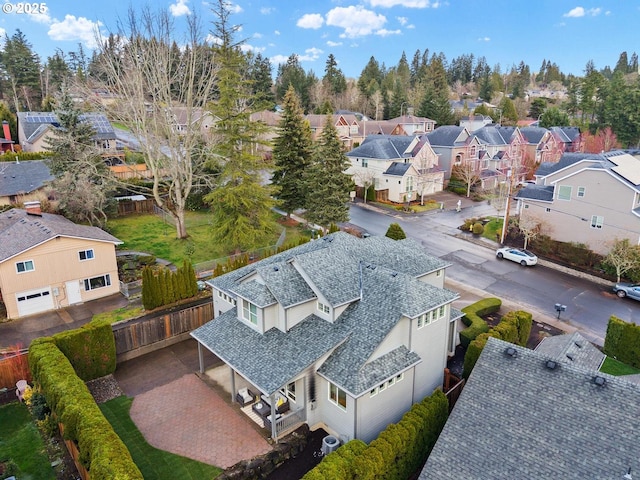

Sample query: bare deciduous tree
[452,161,481,198]
[604,238,640,282]
[518,213,551,249]
[351,167,376,203]
[89,8,218,238]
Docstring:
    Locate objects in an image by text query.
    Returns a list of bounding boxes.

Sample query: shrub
[459,298,501,347]
[385,222,407,240]
[472,222,484,235]
[603,316,640,368]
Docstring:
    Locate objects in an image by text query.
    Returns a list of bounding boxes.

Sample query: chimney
[24,201,42,216]
[2,121,10,141]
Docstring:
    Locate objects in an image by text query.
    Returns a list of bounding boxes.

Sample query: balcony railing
[274,407,306,440]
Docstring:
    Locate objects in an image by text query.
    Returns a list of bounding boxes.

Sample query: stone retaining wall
[217,424,310,480]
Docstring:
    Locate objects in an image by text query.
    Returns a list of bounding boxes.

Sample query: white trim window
[79,249,95,261]
[84,274,111,291]
[557,185,572,201]
[16,260,35,273]
[406,175,414,193]
[317,301,330,314]
[577,186,586,198]
[590,215,604,229]
[281,382,296,402]
[329,382,347,410]
[242,299,258,325]
[362,158,368,168]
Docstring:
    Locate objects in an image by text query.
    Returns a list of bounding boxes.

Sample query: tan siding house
[516,151,640,255]
[0,203,122,319]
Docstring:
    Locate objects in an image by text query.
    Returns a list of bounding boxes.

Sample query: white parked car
[496,247,538,266]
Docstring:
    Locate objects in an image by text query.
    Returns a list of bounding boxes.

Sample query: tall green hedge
[459,298,502,347]
[603,316,640,368]
[141,260,199,310]
[463,310,533,378]
[303,389,448,480]
[28,339,143,479]
[52,319,116,381]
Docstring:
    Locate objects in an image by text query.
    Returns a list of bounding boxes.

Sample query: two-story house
[306,114,363,150]
[426,126,482,184]
[471,125,527,188]
[550,126,582,153]
[346,135,443,203]
[0,202,122,319]
[515,151,640,255]
[191,232,463,443]
[520,126,565,168]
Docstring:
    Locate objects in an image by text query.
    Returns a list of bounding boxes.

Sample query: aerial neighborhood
[2,1,640,479]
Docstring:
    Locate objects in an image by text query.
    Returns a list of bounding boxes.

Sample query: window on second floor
[577,186,586,197]
[16,260,34,273]
[329,382,347,410]
[406,176,414,192]
[317,301,330,314]
[242,299,258,325]
[362,158,368,168]
[557,185,572,201]
[591,215,604,229]
[79,249,95,261]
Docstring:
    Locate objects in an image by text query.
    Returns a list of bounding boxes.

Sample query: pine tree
[385,223,407,240]
[271,85,313,216]
[141,267,153,310]
[305,117,353,229]
[205,0,279,253]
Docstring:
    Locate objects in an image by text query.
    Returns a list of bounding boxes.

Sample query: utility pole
[500,169,513,244]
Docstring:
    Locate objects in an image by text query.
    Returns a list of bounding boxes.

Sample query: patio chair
[236,387,255,406]
[15,380,28,402]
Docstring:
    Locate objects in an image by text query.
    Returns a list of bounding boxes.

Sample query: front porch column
[197,342,204,373]
[229,366,236,404]
[269,393,277,441]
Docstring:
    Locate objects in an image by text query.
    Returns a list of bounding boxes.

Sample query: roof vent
[566,353,574,361]
[273,266,279,271]
[504,347,517,358]
[391,272,398,277]
[593,376,606,387]
[545,360,557,370]
[574,341,583,348]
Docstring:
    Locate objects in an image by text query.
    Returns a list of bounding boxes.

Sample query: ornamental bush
[385,222,407,240]
[603,316,640,368]
[472,222,484,235]
[141,260,199,310]
[459,298,501,347]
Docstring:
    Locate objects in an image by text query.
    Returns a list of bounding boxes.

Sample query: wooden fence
[116,198,156,215]
[0,347,30,390]
[112,302,213,358]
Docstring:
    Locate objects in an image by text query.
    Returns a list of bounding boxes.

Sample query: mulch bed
[265,428,328,480]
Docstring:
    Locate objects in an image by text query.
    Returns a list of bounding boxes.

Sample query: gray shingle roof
[0,161,53,196]
[534,332,605,371]
[0,208,122,262]
[535,152,604,177]
[346,135,414,160]
[520,126,548,144]
[515,185,554,201]
[421,337,640,479]
[383,162,411,176]
[472,125,509,146]
[426,126,466,147]
[195,232,457,396]
[231,280,277,308]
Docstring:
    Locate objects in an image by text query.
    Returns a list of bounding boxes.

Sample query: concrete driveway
[0,293,130,349]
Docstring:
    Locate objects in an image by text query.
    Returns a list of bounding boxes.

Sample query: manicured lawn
[482,218,503,242]
[0,402,55,479]
[100,396,222,479]
[600,357,640,376]
[93,306,145,324]
[106,211,301,266]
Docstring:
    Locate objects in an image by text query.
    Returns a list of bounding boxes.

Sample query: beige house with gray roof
[192,232,463,443]
[0,202,122,319]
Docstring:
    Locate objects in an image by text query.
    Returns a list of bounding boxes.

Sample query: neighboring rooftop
[0,160,53,197]
[420,337,640,479]
[18,111,117,142]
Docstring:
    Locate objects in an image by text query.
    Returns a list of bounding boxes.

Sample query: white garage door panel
[16,287,54,317]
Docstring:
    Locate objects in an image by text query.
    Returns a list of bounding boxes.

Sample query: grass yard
[600,357,640,376]
[106,211,302,266]
[482,218,503,242]
[100,396,221,480]
[0,402,55,479]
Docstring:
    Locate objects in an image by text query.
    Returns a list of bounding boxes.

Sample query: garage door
[16,287,54,317]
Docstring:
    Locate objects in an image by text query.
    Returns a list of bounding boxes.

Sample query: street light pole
[500,169,512,244]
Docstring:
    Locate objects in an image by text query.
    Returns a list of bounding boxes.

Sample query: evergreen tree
[323,53,347,96]
[305,117,352,229]
[271,85,313,216]
[539,107,570,128]
[0,29,42,111]
[205,0,279,252]
[385,223,406,240]
[247,52,275,110]
[275,54,314,112]
[141,267,153,310]
[498,96,518,125]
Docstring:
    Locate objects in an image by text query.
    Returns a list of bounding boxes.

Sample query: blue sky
[0,0,637,79]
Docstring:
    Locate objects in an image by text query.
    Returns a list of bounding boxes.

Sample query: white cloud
[297,13,324,29]
[30,10,52,24]
[327,40,343,47]
[230,3,243,14]
[326,6,386,38]
[269,54,290,66]
[241,44,266,53]
[397,16,408,25]
[477,36,490,42]
[406,24,415,29]
[298,47,323,62]
[260,7,274,15]
[253,32,263,39]
[376,29,401,37]
[48,15,103,49]
[274,30,281,35]
[563,6,602,17]
[367,0,439,7]
[169,0,191,17]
